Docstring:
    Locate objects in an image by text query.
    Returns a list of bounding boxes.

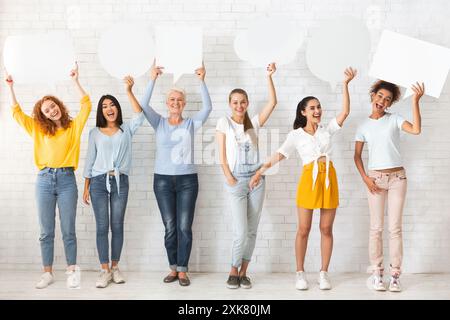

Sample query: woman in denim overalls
[216,63,277,289]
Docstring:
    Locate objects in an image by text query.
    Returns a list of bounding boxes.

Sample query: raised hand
[124,75,134,92]
[5,75,13,88]
[195,61,206,81]
[151,59,164,81]
[70,61,79,81]
[344,67,357,84]
[411,82,425,103]
[267,62,276,77]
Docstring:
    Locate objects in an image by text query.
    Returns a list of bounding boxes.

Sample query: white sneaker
[366,273,386,291]
[388,275,402,292]
[96,270,112,288]
[295,271,309,290]
[318,271,332,290]
[111,266,126,284]
[66,265,81,289]
[35,272,54,289]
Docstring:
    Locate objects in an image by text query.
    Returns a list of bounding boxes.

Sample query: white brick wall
[1,0,450,273]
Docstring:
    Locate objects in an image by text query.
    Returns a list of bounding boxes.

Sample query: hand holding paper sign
[124,76,135,92]
[4,75,18,107]
[195,62,206,82]
[411,82,425,104]
[267,63,276,77]
[337,67,357,127]
[70,62,87,98]
[344,67,357,85]
[369,30,450,99]
[150,60,164,81]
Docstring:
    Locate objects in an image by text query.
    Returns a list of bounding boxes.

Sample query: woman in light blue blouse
[83,76,145,288]
[140,62,212,286]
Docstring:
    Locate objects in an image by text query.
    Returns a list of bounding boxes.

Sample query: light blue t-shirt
[84,112,145,192]
[355,112,406,170]
[140,80,212,175]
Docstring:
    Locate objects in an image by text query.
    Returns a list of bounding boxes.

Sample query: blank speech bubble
[234,17,303,67]
[369,30,450,99]
[3,31,75,84]
[306,16,371,90]
[98,23,155,79]
[155,26,203,83]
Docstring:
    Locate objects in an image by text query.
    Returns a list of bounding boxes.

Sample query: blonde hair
[166,87,186,101]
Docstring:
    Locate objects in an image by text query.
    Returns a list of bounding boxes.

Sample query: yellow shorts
[296,161,339,210]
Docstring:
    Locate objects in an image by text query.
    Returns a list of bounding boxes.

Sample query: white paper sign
[306,16,371,90]
[369,30,450,99]
[98,23,155,79]
[155,26,203,83]
[234,17,303,67]
[3,32,75,84]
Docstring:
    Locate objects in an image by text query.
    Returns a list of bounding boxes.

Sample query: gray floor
[1,271,449,300]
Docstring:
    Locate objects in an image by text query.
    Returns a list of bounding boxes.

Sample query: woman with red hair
[5,62,91,289]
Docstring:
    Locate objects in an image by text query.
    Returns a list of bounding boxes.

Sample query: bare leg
[295,207,313,271]
[43,266,52,273]
[319,209,336,272]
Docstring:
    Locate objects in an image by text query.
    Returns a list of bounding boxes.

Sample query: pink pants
[366,169,407,276]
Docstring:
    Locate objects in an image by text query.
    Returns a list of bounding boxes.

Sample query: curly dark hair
[370,80,401,104]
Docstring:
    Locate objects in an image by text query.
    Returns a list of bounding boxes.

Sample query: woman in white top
[250,68,356,290]
[354,80,424,292]
[216,63,277,289]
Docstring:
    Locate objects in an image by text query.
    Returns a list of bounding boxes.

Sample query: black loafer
[178,276,191,286]
[163,274,178,283]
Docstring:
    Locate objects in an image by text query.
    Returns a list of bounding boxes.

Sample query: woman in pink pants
[354,80,424,292]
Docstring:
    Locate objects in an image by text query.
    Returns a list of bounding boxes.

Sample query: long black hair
[293,96,318,129]
[96,95,123,129]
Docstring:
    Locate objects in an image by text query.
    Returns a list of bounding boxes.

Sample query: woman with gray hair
[140,61,212,286]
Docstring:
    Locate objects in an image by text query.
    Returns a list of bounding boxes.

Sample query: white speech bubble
[155,26,203,83]
[3,31,75,85]
[98,23,155,79]
[234,17,303,67]
[306,16,371,90]
[369,30,450,99]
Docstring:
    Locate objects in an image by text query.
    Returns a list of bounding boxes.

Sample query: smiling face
[371,89,394,115]
[101,98,118,124]
[41,99,62,122]
[166,90,186,116]
[301,98,322,125]
[229,93,249,118]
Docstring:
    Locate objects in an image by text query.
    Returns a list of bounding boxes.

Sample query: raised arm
[140,62,163,129]
[258,63,278,127]
[5,75,18,106]
[402,82,424,135]
[248,151,286,189]
[354,141,381,194]
[216,131,237,186]
[336,67,357,127]
[70,62,87,98]
[124,76,142,113]
[192,62,212,129]
[5,75,34,135]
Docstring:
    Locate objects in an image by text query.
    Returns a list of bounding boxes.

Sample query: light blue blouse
[140,80,212,175]
[83,112,145,193]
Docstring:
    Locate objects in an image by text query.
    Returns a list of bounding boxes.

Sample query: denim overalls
[225,118,266,268]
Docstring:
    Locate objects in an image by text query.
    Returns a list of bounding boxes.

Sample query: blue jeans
[90,174,129,264]
[153,174,198,272]
[36,167,78,267]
